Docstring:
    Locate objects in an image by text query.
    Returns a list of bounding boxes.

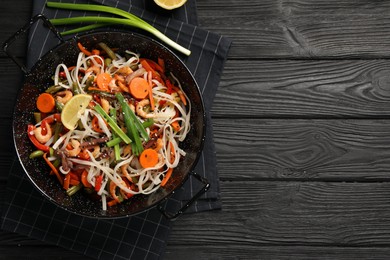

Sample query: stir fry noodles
[27,42,191,210]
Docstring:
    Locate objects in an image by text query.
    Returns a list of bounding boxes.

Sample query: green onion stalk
[46,2,191,56]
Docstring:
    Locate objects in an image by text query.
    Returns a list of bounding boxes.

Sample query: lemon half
[154,0,187,10]
[61,94,92,130]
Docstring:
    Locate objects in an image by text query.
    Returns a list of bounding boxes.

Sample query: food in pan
[27,42,190,210]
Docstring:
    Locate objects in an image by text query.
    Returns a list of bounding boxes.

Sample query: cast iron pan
[4,14,208,219]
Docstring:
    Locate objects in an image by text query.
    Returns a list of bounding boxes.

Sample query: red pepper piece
[95,175,103,192]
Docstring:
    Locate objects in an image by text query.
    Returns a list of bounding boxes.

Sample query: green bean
[98,42,116,60]
[55,100,64,112]
[34,112,41,124]
[45,85,63,94]
[29,150,44,159]
[66,183,83,196]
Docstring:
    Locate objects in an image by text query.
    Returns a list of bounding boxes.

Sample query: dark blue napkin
[1,0,231,259]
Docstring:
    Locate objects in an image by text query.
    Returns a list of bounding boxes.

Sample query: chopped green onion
[93,103,132,144]
[142,118,154,128]
[46,2,191,56]
[109,108,121,161]
[106,137,122,147]
[66,183,83,196]
[116,93,145,155]
[116,93,149,141]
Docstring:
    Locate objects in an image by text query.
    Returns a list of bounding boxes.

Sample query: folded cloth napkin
[1,0,231,259]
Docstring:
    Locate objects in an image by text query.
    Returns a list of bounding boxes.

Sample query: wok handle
[157,171,210,220]
[3,14,64,74]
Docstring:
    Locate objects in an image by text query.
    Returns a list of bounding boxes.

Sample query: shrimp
[101,98,110,113]
[121,163,132,181]
[117,66,133,75]
[56,90,73,104]
[66,139,81,157]
[33,121,52,143]
[154,138,163,151]
[89,145,100,158]
[136,99,154,118]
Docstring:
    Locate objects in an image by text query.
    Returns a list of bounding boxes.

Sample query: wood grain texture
[213,119,390,180]
[169,181,390,246]
[212,59,390,118]
[196,0,390,58]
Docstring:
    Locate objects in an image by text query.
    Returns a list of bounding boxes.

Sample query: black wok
[5,15,208,219]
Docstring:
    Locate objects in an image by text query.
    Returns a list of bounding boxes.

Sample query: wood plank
[213,59,390,118]
[196,0,390,58]
[1,243,390,260]
[169,181,390,246]
[213,119,390,180]
[165,245,390,259]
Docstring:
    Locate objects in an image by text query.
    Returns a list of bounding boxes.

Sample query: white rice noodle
[54,63,73,89]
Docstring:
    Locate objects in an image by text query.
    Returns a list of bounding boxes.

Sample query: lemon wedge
[154,0,187,10]
[61,94,92,130]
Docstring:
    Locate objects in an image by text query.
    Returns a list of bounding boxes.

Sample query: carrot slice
[36,93,55,113]
[161,168,173,187]
[96,72,112,91]
[129,77,149,99]
[139,148,159,168]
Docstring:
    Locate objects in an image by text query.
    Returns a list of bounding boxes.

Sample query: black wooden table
[3,1,390,259]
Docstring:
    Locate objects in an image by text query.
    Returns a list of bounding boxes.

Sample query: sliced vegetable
[66,183,83,196]
[139,148,159,168]
[43,152,63,185]
[29,150,44,159]
[95,175,103,192]
[109,108,121,161]
[96,72,112,91]
[93,103,132,144]
[98,42,116,60]
[77,42,92,56]
[129,77,149,99]
[36,93,55,113]
[160,168,173,187]
[116,93,149,141]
